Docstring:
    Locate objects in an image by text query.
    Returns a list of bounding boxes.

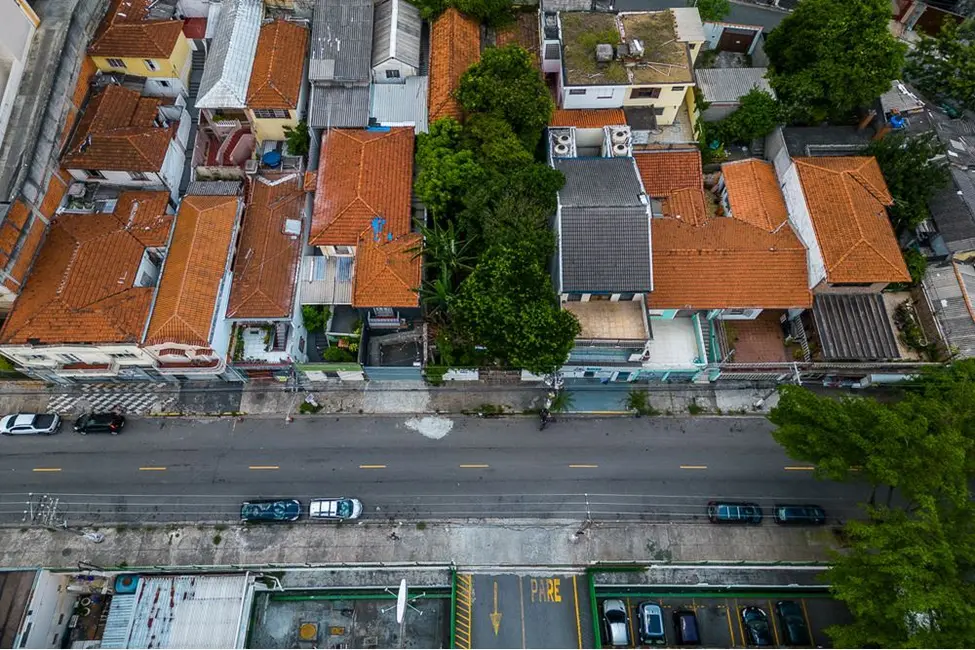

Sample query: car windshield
[336,500,353,517]
[645,613,662,634]
[606,610,626,623]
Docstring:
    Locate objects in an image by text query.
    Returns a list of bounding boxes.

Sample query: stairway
[273,322,289,351]
[750,137,765,159]
[220,128,247,166]
[179,48,207,193]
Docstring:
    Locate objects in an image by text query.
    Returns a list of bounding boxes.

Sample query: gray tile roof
[310,0,374,83]
[695,68,774,104]
[555,158,651,294]
[195,0,263,109]
[812,293,901,361]
[369,76,429,133]
[554,157,647,207]
[186,181,243,196]
[781,126,871,158]
[372,0,422,70]
[309,85,370,128]
[928,168,975,254]
[923,262,975,359]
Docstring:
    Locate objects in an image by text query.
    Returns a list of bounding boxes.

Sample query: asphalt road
[0,416,871,525]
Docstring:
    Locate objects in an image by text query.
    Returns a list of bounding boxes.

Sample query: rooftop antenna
[381,579,424,648]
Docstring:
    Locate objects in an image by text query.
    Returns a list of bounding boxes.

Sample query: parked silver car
[0,413,61,435]
[309,498,363,520]
[601,599,631,647]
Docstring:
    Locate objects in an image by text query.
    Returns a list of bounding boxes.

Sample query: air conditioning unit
[611,129,629,144]
[554,143,571,157]
[556,133,572,145]
[244,160,259,175]
[613,143,629,157]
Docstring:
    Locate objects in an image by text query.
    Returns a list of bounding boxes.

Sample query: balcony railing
[154,358,223,375]
[57,360,120,376]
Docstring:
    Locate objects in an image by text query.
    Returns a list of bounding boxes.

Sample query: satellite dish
[396,579,407,623]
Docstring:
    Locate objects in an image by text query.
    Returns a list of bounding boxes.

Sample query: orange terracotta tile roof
[794,156,910,285]
[182,18,207,40]
[550,109,626,128]
[353,224,421,308]
[38,173,69,220]
[111,191,174,247]
[428,8,480,123]
[0,194,175,345]
[71,57,97,112]
[89,0,183,58]
[650,217,811,310]
[721,159,789,231]
[62,85,174,172]
[6,218,45,286]
[145,195,240,347]
[247,20,309,110]
[226,174,304,319]
[311,128,414,247]
[635,150,708,224]
[5,200,30,230]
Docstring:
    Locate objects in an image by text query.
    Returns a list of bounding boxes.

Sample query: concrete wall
[248,110,298,143]
[779,161,827,289]
[15,572,75,649]
[701,102,738,122]
[0,0,38,63]
[67,168,166,188]
[91,33,191,80]
[0,343,155,371]
[561,85,627,109]
[372,59,417,83]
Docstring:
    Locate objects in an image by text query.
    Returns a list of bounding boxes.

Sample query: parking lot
[593,592,852,648]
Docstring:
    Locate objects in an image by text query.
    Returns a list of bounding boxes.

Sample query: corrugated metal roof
[186,181,244,196]
[695,67,774,104]
[923,262,975,358]
[880,80,924,115]
[372,0,422,69]
[812,293,901,361]
[103,575,250,649]
[100,594,136,649]
[370,76,429,133]
[309,85,370,128]
[554,157,647,208]
[671,7,706,43]
[310,0,374,83]
[196,0,263,109]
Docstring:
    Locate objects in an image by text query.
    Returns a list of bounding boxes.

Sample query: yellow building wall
[91,32,190,79]
[248,111,299,144]
[623,83,694,125]
[684,86,698,137]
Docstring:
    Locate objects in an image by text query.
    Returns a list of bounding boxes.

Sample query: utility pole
[23,493,104,543]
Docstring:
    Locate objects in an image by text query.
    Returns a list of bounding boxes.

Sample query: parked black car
[775,600,811,646]
[673,609,700,645]
[773,504,826,525]
[741,607,773,647]
[707,501,763,524]
[73,413,125,435]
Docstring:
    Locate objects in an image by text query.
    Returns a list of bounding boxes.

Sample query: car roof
[13,414,35,425]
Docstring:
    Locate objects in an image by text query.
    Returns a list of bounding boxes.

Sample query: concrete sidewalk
[0,380,781,417]
[0,519,835,570]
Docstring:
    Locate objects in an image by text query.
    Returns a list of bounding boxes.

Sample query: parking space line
[454,574,473,650]
[359,464,386,469]
[139,466,166,471]
[626,597,637,646]
[784,466,815,471]
[679,465,707,470]
[32,468,61,472]
[248,465,279,470]
[735,599,747,648]
[572,576,582,650]
[768,600,782,646]
[800,598,814,643]
[725,606,737,647]
[518,575,526,649]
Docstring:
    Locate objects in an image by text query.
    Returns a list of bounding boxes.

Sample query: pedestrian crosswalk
[47,384,177,415]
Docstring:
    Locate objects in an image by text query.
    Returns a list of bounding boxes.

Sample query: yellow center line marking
[248,465,279,470]
[680,465,708,470]
[784,466,816,471]
[32,467,61,472]
[568,464,598,468]
[459,464,489,468]
[359,464,386,469]
[139,467,167,471]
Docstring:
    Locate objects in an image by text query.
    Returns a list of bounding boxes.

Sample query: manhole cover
[298,623,317,641]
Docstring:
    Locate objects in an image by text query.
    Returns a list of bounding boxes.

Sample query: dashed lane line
[32,468,61,472]
[139,467,167,471]
[248,465,280,470]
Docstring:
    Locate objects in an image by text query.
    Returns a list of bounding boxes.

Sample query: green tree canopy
[457,45,554,150]
[415,118,484,219]
[693,0,730,22]
[906,19,975,113]
[825,505,975,648]
[410,0,514,27]
[449,242,580,374]
[707,88,781,145]
[764,0,905,122]
[864,131,949,232]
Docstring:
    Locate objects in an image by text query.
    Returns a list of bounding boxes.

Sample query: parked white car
[0,413,61,435]
[309,498,363,520]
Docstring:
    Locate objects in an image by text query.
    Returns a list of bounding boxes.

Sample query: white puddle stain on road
[404,416,454,440]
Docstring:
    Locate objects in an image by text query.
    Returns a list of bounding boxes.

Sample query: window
[566,294,582,302]
[671,86,685,92]
[596,89,614,99]
[110,352,139,359]
[85,169,105,180]
[252,108,290,119]
[372,307,395,318]
[60,354,82,363]
[106,58,126,69]
[143,59,159,71]
[651,106,665,116]
[385,69,400,79]
[568,88,587,96]
[157,80,170,88]
[631,87,661,99]
[333,245,353,256]
[128,171,148,181]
